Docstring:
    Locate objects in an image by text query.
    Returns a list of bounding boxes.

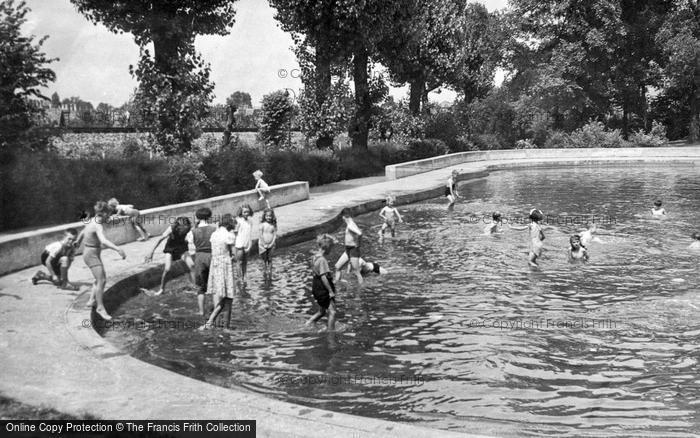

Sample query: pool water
[104,164,700,436]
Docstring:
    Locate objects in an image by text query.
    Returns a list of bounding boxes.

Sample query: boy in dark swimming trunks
[31,228,80,290]
[306,234,337,331]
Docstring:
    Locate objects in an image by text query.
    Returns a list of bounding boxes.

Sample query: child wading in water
[651,200,667,217]
[253,170,271,209]
[107,198,150,241]
[568,235,589,262]
[144,217,194,296]
[83,201,127,320]
[32,228,80,290]
[334,208,364,285]
[358,258,388,277]
[689,232,700,251]
[445,170,460,210]
[510,209,546,267]
[200,214,237,330]
[234,204,253,286]
[306,234,337,331]
[378,196,403,241]
[186,208,217,316]
[484,211,503,235]
[259,208,277,277]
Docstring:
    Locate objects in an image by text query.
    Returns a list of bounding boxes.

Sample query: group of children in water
[31,169,700,329]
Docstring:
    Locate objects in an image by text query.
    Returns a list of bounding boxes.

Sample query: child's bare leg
[327,302,337,331]
[89,265,110,319]
[201,299,224,329]
[306,308,326,325]
[133,219,149,240]
[156,255,173,295]
[197,293,205,316]
[350,257,363,285]
[334,252,349,283]
[184,255,195,284]
[219,298,232,328]
[58,257,77,290]
[528,251,539,267]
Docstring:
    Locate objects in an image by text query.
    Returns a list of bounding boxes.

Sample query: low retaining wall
[385,147,700,179]
[0,182,309,276]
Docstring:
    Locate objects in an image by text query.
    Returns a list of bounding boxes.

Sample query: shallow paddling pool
[104,164,700,436]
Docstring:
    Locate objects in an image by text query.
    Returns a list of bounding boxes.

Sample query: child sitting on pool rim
[306,234,337,331]
[144,217,194,296]
[334,208,364,286]
[253,170,271,209]
[445,169,460,210]
[568,234,588,262]
[378,196,403,239]
[186,208,217,316]
[484,211,503,235]
[510,208,546,267]
[689,232,700,251]
[107,198,150,241]
[31,228,80,290]
[651,200,666,217]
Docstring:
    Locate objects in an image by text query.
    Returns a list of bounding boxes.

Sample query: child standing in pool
[234,204,254,285]
[253,170,271,209]
[107,198,150,241]
[186,208,217,316]
[689,232,700,251]
[306,234,337,331]
[334,208,364,285]
[568,235,589,262]
[651,200,667,217]
[484,211,503,235]
[83,201,127,321]
[445,170,460,209]
[145,217,194,296]
[259,208,277,276]
[200,214,237,329]
[378,196,403,240]
[510,209,546,267]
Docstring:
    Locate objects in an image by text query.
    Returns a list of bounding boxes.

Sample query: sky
[23,0,508,107]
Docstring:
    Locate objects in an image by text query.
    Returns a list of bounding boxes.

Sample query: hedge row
[0,139,447,231]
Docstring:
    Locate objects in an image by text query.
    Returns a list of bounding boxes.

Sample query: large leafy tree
[0,0,56,150]
[70,0,237,154]
[656,0,700,141]
[226,91,252,109]
[269,0,349,148]
[378,0,463,116]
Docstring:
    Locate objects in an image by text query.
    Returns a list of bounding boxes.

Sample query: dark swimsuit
[163,225,189,260]
[444,182,456,197]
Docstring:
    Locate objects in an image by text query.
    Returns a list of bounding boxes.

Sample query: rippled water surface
[104,164,700,436]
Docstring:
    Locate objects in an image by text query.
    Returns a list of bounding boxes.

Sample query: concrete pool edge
[3,147,699,437]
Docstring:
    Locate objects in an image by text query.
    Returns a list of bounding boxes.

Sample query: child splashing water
[484,211,503,235]
[334,208,364,286]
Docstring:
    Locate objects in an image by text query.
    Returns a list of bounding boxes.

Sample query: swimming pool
[104,164,700,436]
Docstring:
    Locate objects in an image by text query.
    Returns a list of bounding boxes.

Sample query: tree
[0,0,56,149]
[226,91,252,109]
[269,0,350,148]
[378,0,464,116]
[258,90,294,149]
[70,0,238,154]
[51,92,61,108]
[656,0,700,142]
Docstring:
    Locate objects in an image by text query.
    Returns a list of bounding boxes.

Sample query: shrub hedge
[0,138,447,231]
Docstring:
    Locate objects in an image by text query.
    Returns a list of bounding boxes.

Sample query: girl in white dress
[200,214,237,330]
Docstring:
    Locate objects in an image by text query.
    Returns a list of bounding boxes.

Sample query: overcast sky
[23,0,508,107]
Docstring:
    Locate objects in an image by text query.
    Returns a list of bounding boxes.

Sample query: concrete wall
[0,182,309,276]
[385,147,700,179]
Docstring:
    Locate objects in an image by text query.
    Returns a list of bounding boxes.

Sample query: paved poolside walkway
[1,151,698,437]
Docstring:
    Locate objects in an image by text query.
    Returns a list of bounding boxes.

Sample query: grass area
[0,395,97,420]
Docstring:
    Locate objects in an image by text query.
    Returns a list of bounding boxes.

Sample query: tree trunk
[315,46,333,149]
[409,77,425,116]
[349,45,371,149]
[622,102,629,140]
[690,56,700,143]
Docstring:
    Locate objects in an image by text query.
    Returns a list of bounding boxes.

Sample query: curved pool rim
[69,149,700,437]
